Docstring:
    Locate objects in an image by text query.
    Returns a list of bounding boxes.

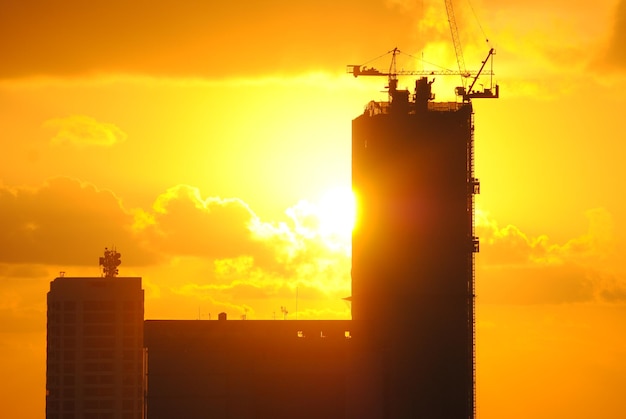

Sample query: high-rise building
[46,274,145,419]
[349,78,480,418]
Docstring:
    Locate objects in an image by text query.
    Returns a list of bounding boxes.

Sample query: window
[84,387,114,397]
[124,362,138,372]
[84,300,115,311]
[83,324,115,336]
[84,400,99,409]
[85,362,114,372]
[100,400,114,409]
[84,349,114,360]
[84,337,115,348]
[84,375,97,385]
[83,312,114,324]
[101,375,114,385]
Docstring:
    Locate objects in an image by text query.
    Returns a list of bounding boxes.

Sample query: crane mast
[445,0,470,83]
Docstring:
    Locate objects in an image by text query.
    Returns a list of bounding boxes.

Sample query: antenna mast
[99,247,121,278]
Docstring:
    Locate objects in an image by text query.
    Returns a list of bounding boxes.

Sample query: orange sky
[1,0,626,418]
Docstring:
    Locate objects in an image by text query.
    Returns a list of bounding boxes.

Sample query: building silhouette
[349,78,479,418]
[144,319,351,419]
[47,72,492,418]
[46,274,145,419]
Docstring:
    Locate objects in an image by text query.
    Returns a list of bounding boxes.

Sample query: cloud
[1,176,621,309]
[44,115,127,148]
[125,185,352,318]
[138,185,267,260]
[476,208,626,304]
[0,177,156,265]
[135,184,351,285]
[0,178,351,306]
[0,0,418,79]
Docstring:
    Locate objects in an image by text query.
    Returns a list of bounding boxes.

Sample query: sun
[316,186,356,241]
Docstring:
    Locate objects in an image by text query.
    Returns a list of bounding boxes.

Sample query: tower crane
[444,0,498,100]
[347,1,499,102]
[445,0,470,83]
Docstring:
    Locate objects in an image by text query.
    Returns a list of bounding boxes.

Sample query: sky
[1,0,626,417]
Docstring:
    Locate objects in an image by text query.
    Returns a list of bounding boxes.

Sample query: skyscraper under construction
[349,71,496,418]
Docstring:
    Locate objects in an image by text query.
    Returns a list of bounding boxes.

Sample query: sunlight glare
[317,186,356,241]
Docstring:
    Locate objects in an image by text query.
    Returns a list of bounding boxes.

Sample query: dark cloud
[477,208,624,305]
[0,0,418,79]
[0,177,157,265]
[0,178,351,295]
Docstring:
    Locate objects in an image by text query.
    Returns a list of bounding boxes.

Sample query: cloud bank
[0,177,623,313]
[476,207,625,304]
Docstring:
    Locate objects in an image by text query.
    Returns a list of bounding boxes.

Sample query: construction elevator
[349,76,486,418]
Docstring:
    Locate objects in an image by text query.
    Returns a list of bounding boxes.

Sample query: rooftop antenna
[99,247,121,278]
[100,247,122,278]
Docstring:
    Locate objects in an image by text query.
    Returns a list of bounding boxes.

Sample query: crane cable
[359,49,396,68]
[466,0,490,44]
